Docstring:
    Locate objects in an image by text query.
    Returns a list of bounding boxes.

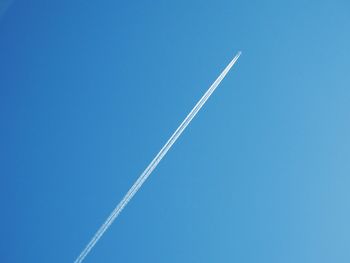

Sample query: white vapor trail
[74,51,241,263]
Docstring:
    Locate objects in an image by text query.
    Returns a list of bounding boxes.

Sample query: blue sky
[1,0,350,262]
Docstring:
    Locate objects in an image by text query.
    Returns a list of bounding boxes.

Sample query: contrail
[74,51,241,263]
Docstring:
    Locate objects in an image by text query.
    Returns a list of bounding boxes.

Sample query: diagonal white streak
[74,52,241,263]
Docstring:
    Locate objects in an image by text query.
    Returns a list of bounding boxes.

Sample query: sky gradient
[1,0,350,262]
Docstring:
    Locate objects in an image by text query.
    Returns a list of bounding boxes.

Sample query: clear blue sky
[1,0,350,262]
